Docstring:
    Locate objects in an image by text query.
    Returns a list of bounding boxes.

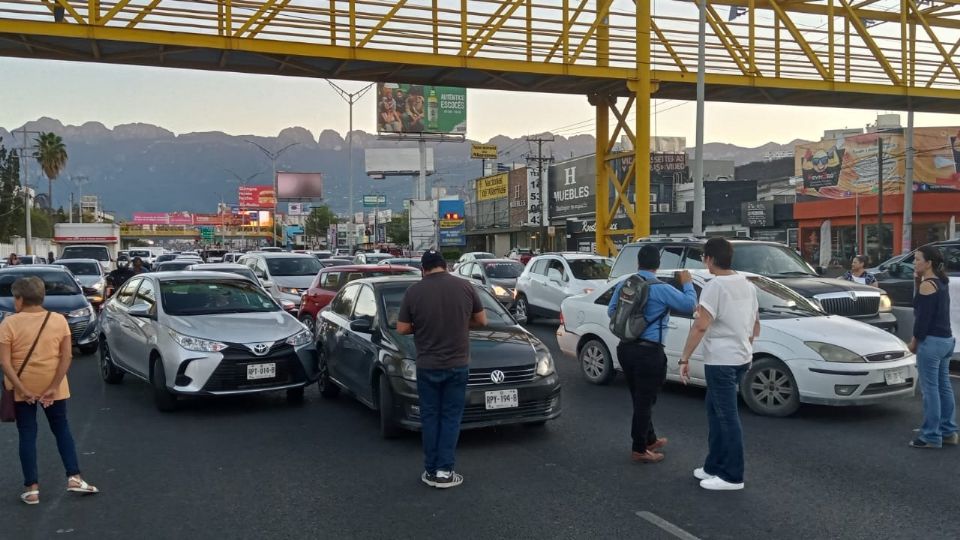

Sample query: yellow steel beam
[88,0,99,25]
[545,0,588,63]
[705,5,754,76]
[592,95,611,256]
[125,0,162,29]
[634,0,651,241]
[358,0,408,48]
[651,20,688,72]
[466,0,526,57]
[234,0,278,38]
[570,0,614,63]
[249,0,292,39]
[906,0,960,83]
[837,0,901,84]
[45,0,86,25]
[767,0,830,80]
[700,0,960,30]
[926,37,960,87]
[329,0,337,45]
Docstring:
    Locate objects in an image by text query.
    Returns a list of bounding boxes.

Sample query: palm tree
[33,132,68,210]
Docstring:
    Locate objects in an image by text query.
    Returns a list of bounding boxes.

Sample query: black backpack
[609,275,666,343]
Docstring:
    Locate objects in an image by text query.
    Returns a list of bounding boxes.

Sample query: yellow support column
[634,0,651,240]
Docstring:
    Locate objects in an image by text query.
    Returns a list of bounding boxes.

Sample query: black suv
[875,240,960,307]
[610,238,897,332]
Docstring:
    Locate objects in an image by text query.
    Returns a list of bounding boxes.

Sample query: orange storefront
[794,192,960,268]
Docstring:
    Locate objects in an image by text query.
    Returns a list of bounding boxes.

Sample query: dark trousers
[14,399,81,487]
[703,364,749,484]
[416,367,469,474]
[617,341,667,452]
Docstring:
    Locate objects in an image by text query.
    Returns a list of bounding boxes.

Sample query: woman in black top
[908,246,958,448]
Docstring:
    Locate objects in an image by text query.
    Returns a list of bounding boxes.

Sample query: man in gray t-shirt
[398,250,486,489]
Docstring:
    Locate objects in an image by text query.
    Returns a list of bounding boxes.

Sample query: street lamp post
[327,80,375,255]
[244,140,298,247]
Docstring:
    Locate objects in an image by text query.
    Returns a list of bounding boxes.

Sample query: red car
[298,264,419,333]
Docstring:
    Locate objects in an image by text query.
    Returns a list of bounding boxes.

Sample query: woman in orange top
[0,277,98,505]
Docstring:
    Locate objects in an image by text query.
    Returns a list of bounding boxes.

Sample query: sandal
[67,477,98,495]
[20,490,39,505]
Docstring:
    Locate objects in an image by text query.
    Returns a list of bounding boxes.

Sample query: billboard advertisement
[438,199,466,247]
[132,212,171,225]
[238,185,276,209]
[288,203,309,216]
[377,83,467,135]
[277,172,323,200]
[471,144,497,159]
[476,173,509,201]
[794,129,960,200]
[549,155,596,219]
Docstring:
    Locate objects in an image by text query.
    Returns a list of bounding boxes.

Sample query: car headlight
[285,329,313,347]
[169,330,228,353]
[401,358,417,381]
[879,294,893,313]
[536,350,555,376]
[92,282,104,291]
[491,285,509,297]
[805,341,865,363]
[67,307,92,318]
[279,287,301,295]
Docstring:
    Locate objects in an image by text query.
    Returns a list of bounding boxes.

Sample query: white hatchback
[514,253,613,322]
[557,270,917,417]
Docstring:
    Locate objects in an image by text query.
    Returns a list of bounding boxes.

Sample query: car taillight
[559,312,565,327]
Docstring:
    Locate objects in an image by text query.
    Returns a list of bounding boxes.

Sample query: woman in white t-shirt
[679,238,759,492]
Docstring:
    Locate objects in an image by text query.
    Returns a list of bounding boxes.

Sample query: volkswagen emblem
[490,370,506,384]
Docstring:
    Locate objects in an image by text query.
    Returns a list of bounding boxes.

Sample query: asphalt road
[2,322,958,540]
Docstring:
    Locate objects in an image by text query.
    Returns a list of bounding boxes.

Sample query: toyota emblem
[490,370,505,384]
[252,343,270,355]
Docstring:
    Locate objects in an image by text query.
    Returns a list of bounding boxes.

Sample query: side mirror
[262,280,274,289]
[128,304,152,318]
[350,318,373,334]
[471,273,484,282]
[82,286,98,296]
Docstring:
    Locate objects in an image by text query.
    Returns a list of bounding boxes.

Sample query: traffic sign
[362,194,386,207]
[200,226,215,241]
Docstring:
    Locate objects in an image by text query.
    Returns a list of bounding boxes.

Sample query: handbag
[0,312,52,423]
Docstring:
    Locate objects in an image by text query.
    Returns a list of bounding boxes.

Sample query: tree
[0,140,21,242]
[304,205,337,243]
[33,132,68,210]
[385,211,409,246]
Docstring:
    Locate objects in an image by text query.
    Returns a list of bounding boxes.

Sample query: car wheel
[740,357,800,417]
[286,386,305,405]
[317,347,340,399]
[99,338,124,384]
[151,357,178,412]
[79,342,99,356]
[515,294,534,323]
[378,375,402,439]
[300,314,316,336]
[579,339,615,385]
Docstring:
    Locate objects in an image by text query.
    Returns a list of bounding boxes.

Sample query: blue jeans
[916,336,959,446]
[14,399,81,487]
[416,367,468,474]
[703,364,749,484]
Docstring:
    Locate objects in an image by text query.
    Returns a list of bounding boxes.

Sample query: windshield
[61,246,109,262]
[60,262,101,276]
[195,267,259,282]
[381,282,516,328]
[483,261,524,279]
[732,244,817,277]
[569,258,613,280]
[0,271,82,296]
[473,253,495,260]
[366,254,393,262]
[266,257,322,276]
[160,280,279,315]
[749,276,822,317]
[156,262,194,272]
[382,260,422,269]
[129,250,151,258]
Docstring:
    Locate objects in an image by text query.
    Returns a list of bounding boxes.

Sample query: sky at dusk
[3,57,960,147]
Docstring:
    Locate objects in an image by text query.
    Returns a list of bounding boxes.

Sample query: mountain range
[0,118,805,218]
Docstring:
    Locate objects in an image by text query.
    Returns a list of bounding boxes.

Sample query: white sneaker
[699,476,744,491]
[694,468,716,481]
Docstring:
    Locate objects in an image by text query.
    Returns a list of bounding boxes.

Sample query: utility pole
[328,80,375,255]
[877,135,884,263]
[72,175,89,224]
[692,0,707,236]
[903,103,915,254]
[526,135,554,251]
[244,140,298,247]
[16,127,41,255]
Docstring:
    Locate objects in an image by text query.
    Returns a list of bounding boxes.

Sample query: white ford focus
[557,270,917,417]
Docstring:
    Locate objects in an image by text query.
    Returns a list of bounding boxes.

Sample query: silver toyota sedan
[98,271,318,411]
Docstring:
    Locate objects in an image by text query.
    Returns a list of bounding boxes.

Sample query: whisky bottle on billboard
[427,88,439,131]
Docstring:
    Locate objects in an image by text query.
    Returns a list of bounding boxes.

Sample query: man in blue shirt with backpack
[608,245,697,463]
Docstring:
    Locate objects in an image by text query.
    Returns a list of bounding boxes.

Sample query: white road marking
[636,511,702,540]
